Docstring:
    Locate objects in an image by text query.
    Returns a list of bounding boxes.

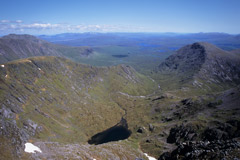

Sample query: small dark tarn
[112,55,128,58]
[88,118,131,145]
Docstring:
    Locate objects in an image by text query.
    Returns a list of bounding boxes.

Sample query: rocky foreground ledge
[159,120,240,160]
[159,139,240,160]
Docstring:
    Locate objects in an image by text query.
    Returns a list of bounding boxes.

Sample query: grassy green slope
[0,56,156,147]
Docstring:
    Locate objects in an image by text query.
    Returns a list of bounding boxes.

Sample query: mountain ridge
[0,34,93,64]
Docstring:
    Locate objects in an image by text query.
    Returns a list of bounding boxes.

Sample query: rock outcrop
[160,120,240,160]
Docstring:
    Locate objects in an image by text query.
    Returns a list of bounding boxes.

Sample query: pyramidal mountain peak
[158,42,240,86]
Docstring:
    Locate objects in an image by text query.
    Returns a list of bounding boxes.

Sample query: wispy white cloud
[22,23,60,29]
[0,20,10,23]
[16,20,23,23]
[1,20,23,23]
[0,19,145,35]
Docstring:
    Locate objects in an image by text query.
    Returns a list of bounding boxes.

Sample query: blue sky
[0,0,240,35]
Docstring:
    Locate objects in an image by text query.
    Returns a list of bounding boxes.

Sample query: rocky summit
[156,42,240,91]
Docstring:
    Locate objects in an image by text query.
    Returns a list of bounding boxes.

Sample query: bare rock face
[167,124,197,144]
[160,120,240,160]
[0,106,29,156]
[159,43,206,75]
[159,139,240,160]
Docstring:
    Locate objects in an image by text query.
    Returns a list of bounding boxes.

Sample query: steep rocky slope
[135,42,240,159]
[0,34,93,64]
[155,87,240,160]
[0,56,156,159]
[156,42,240,91]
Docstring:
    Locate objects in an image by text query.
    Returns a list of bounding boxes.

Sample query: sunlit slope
[0,56,156,157]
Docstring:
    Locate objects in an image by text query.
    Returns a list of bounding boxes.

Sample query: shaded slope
[0,34,93,64]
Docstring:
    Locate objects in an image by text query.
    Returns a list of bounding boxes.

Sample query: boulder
[167,125,196,144]
[137,127,144,133]
[149,124,154,132]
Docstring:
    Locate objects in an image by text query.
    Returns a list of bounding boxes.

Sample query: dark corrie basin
[88,118,131,145]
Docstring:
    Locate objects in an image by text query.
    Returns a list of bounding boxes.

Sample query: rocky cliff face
[0,34,93,63]
[159,43,206,75]
[197,42,240,84]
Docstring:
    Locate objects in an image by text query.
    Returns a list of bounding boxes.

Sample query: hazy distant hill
[0,34,93,64]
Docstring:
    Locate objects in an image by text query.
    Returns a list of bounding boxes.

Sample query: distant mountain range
[0,34,93,64]
[38,32,240,50]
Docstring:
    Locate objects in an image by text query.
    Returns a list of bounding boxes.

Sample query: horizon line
[1,31,239,37]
